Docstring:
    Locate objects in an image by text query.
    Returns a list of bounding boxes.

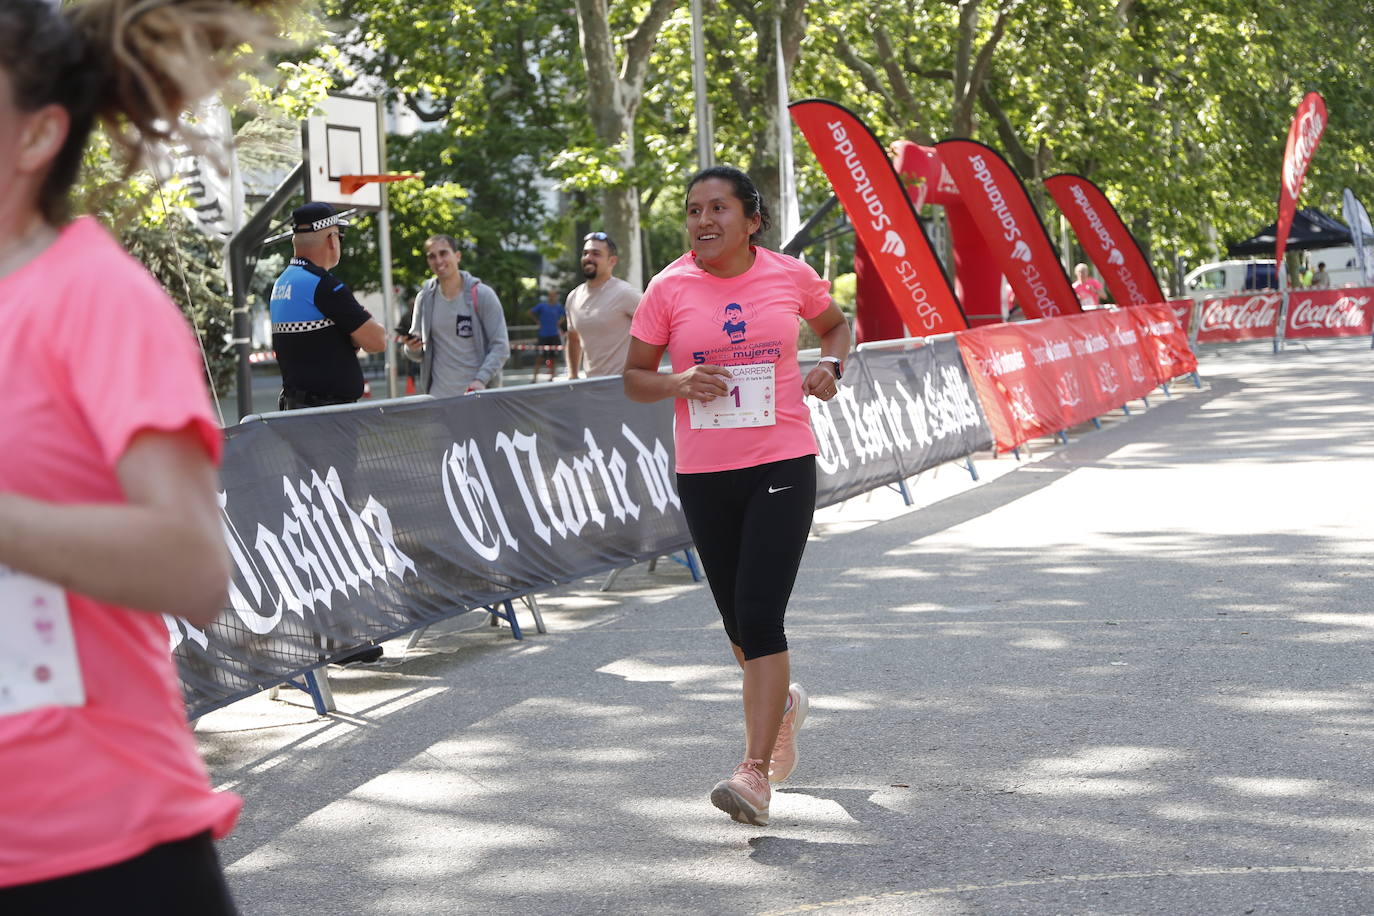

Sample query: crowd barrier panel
[1188,286,1374,351]
[954,304,1198,454]
[179,344,996,719]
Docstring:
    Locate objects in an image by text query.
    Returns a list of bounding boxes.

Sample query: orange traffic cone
[405,375,416,395]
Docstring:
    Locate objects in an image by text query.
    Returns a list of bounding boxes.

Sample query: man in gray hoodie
[401,234,509,396]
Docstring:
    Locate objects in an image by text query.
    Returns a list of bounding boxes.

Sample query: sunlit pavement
[198,338,1374,915]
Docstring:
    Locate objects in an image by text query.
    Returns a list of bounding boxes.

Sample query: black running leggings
[0,831,237,915]
[677,455,817,660]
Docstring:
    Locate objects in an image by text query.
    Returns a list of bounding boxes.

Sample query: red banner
[1276,92,1327,271]
[1128,303,1198,384]
[1166,298,1195,336]
[1044,174,1165,306]
[790,99,967,335]
[1195,293,1282,343]
[955,311,1173,451]
[938,139,1080,320]
[1284,286,1374,339]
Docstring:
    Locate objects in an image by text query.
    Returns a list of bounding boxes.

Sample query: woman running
[624,166,851,826]
[0,0,294,911]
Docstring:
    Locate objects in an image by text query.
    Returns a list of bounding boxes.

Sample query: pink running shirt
[631,247,832,473]
[0,217,239,887]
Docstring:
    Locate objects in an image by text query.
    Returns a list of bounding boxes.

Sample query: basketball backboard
[303,93,382,210]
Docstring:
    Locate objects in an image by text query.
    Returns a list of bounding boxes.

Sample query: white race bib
[688,362,777,430]
[0,564,85,717]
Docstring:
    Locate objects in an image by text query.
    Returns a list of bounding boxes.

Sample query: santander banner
[956,308,1191,452]
[938,139,1080,319]
[790,99,967,335]
[1044,174,1165,306]
[1284,287,1374,339]
[1195,293,1282,343]
[1276,92,1327,271]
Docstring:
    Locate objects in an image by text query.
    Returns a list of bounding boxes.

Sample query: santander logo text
[1284,107,1325,198]
[1010,240,1032,262]
[1107,248,1125,266]
[826,119,943,331]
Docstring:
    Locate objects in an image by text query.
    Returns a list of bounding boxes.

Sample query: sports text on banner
[789,99,967,336]
[938,139,1081,319]
[1045,173,1166,306]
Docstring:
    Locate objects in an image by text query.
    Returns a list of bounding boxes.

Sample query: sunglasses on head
[584,231,609,242]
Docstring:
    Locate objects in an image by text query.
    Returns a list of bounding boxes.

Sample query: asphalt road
[197,338,1374,915]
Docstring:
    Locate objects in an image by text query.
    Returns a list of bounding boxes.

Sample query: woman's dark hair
[0,0,291,225]
[685,165,772,243]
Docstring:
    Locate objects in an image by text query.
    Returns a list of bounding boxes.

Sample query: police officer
[270,202,386,410]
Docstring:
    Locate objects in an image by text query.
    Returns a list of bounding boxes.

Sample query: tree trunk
[572,0,676,289]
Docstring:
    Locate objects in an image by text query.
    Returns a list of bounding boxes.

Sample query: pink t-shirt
[631,247,831,473]
[1074,276,1105,308]
[0,217,238,887]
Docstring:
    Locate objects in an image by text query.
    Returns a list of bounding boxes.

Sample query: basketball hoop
[339,173,423,195]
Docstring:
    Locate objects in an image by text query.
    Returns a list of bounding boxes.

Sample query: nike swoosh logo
[768,485,792,494]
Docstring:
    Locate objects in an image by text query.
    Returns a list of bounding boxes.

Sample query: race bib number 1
[688,362,777,429]
[0,565,85,717]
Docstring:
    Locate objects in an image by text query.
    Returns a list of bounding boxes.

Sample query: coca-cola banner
[1276,92,1327,271]
[956,311,1177,452]
[1128,303,1199,383]
[790,99,967,335]
[1284,286,1374,339]
[1195,293,1282,344]
[938,139,1081,319]
[1045,174,1166,306]
[178,349,993,718]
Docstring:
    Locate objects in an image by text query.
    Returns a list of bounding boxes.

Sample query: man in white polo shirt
[566,231,641,378]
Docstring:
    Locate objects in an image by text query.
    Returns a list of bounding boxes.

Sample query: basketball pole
[375,96,399,399]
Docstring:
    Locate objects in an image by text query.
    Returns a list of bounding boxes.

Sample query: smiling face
[580,239,615,281]
[425,238,460,280]
[686,177,761,278]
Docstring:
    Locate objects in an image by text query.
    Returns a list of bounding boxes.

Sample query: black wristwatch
[819,356,843,379]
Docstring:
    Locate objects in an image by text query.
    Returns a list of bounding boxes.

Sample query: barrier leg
[522,594,548,634]
[668,549,702,582]
[964,457,980,481]
[601,564,630,591]
[274,667,335,715]
[1191,372,1202,388]
[896,478,913,506]
[1058,431,1070,444]
[1122,403,1132,416]
[486,599,523,640]
[1141,396,1150,408]
[648,557,658,572]
[1091,417,1102,430]
[1161,382,1172,397]
[405,626,428,651]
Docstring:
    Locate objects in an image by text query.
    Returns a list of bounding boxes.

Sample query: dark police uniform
[270,256,373,409]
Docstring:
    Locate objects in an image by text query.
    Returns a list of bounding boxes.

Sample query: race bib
[0,565,85,717]
[688,362,777,429]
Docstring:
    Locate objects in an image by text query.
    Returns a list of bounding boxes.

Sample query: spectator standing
[1072,262,1106,310]
[624,166,851,827]
[566,231,641,377]
[270,202,387,410]
[529,288,566,382]
[1312,261,1330,288]
[402,234,509,396]
[0,0,290,910]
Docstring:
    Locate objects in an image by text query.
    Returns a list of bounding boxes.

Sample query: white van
[1182,246,1367,304]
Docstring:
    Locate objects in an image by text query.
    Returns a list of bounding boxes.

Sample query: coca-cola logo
[1201,295,1279,331]
[1290,295,1370,330]
[1284,105,1325,198]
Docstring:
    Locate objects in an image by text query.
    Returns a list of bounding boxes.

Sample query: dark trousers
[1,831,237,915]
[677,455,817,660]
[278,388,357,411]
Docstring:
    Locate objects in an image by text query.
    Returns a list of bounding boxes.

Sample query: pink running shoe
[769,683,808,783]
[710,758,771,826]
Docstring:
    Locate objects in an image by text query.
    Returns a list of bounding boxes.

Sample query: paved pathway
[199,339,1374,915]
